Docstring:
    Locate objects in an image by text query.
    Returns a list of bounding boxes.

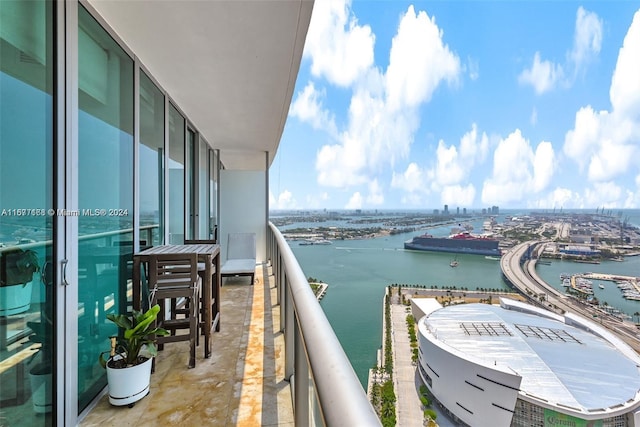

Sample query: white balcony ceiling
[87,0,314,171]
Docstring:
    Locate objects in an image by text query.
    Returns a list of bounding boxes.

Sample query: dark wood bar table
[132,243,221,358]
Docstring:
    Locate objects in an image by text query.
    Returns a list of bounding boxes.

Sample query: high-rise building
[0,3,378,426]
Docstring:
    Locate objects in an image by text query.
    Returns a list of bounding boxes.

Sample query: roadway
[500,241,640,353]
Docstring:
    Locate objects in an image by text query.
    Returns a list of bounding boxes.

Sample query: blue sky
[269,1,640,211]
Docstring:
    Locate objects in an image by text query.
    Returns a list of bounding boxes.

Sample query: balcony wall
[220,169,267,263]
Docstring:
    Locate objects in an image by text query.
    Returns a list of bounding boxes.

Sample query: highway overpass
[500,241,640,353]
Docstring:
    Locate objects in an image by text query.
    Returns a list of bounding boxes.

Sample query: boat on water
[484,255,501,261]
[299,238,332,246]
[450,256,459,267]
[404,231,500,256]
[599,284,605,289]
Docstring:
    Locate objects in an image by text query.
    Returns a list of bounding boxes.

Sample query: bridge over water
[500,241,640,353]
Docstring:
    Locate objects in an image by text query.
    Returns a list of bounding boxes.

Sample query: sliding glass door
[139,72,165,247]
[0,1,55,425]
[76,4,134,411]
[168,105,185,244]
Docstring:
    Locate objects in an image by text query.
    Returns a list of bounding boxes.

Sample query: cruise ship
[404,232,501,256]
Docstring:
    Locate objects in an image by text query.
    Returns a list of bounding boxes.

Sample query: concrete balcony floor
[80,264,293,426]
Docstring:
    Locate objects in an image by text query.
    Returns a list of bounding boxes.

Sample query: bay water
[285,211,640,387]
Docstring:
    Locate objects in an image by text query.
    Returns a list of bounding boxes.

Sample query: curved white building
[417,298,640,427]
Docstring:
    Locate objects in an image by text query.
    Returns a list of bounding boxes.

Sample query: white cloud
[391,162,428,194]
[530,188,581,209]
[315,4,461,189]
[390,124,488,207]
[345,192,363,209]
[289,82,338,136]
[532,141,555,192]
[570,6,603,73]
[316,139,368,187]
[610,10,640,119]
[270,190,298,210]
[366,179,385,205]
[441,184,476,207]
[434,141,465,185]
[564,10,640,183]
[430,124,489,192]
[400,193,426,206]
[481,129,556,205]
[303,0,375,87]
[458,123,489,163]
[385,6,460,111]
[624,189,638,209]
[584,182,623,208]
[563,106,602,170]
[518,52,564,94]
[519,7,602,94]
[304,192,330,209]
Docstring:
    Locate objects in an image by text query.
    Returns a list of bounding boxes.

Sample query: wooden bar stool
[148,253,200,369]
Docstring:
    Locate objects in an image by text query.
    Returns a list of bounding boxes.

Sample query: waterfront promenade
[389,303,424,427]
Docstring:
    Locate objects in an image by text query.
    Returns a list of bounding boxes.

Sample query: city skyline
[269,1,640,211]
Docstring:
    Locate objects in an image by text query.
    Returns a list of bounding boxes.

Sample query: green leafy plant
[99,304,169,368]
[1,248,40,286]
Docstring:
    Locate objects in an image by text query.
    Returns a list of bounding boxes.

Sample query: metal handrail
[268,222,381,426]
[0,224,159,254]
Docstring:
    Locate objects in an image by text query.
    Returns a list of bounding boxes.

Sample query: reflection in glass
[168,105,185,244]
[77,5,133,411]
[209,150,219,240]
[139,72,164,246]
[186,129,196,240]
[198,141,209,239]
[0,0,54,424]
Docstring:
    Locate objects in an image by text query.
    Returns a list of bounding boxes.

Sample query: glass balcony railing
[267,222,381,426]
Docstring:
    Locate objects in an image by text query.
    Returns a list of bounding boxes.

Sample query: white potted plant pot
[106,355,153,406]
[0,281,33,316]
[29,362,52,413]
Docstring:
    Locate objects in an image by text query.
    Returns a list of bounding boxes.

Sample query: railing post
[284,277,294,380]
[274,240,280,308]
[294,319,310,426]
[267,222,381,426]
[279,255,285,332]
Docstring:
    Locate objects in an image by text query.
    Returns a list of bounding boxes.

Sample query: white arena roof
[422,298,640,412]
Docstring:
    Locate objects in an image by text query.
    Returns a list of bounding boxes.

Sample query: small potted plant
[99,304,169,407]
[0,248,40,316]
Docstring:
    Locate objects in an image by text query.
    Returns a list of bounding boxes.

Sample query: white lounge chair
[221,232,256,285]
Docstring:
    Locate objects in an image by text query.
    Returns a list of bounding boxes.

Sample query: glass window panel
[77,5,133,411]
[168,105,185,244]
[0,0,54,424]
[139,72,164,246]
[198,141,208,239]
[209,150,219,240]
[186,129,195,240]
